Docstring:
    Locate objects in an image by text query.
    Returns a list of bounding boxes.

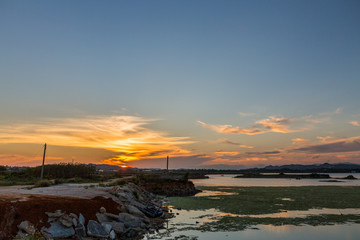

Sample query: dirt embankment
[0,195,121,238]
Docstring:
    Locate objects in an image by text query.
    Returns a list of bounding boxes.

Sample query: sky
[1,0,360,169]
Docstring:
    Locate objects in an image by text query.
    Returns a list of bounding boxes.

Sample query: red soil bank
[0,195,121,238]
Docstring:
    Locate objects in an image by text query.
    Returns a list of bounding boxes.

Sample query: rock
[100,207,106,213]
[17,221,36,235]
[96,213,112,223]
[105,212,121,220]
[87,220,109,238]
[118,204,127,212]
[140,222,147,229]
[72,218,78,227]
[103,221,125,234]
[109,230,116,239]
[124,222,141,228]
[41,221,75,239]
[101,223,112,234]
[14,230,29,240]
[69,213,78,219]
[126,205,146,218]
[142,216,150,224]
[74,223,86,239]
[47,217,57,223]
[118,212,141,223]
[79,213,85,226]
[45,210,63,218]
[125,228,137,238]
[59,214,73,228]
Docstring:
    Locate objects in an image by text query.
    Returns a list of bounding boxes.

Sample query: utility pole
[40,143,47,180]
[166,156,169,171]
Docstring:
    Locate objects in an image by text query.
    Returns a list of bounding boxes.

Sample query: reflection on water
[155,224,360,240]
[194,190,237,197]
[144,206,360,240]
[191,174,360,187]
[218,208,360,218]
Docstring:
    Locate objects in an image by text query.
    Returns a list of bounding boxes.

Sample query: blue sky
[1,1,360,168]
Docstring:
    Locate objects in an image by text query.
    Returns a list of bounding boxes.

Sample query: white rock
[79,213,85,225]
[109,230,116,239]
[100,207,106,214]
[17,221,36,235]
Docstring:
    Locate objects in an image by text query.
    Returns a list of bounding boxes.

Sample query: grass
[168,186,360,230]
[197,214,360,232]
[169,186,360,215]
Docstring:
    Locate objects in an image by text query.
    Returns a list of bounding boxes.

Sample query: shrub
[34,180,52,188]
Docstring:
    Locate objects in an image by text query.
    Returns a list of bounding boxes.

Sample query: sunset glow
[0,1,359,169]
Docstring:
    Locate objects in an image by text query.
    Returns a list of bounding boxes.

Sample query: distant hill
[166,163,360,174]
[242,163,360,173]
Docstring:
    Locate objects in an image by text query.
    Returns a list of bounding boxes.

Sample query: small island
[234,173,331,179]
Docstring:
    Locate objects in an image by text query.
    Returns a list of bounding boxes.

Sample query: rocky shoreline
[0,182,174,239]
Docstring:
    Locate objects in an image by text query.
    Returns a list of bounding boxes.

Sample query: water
[191,173,360,187]
[145,173,360,239]
[145,206,360,240]
[156,224,360,240]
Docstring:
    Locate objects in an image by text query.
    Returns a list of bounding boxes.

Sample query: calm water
[144,173,360,240]
[191,173,360,187]
[152,224,360,240]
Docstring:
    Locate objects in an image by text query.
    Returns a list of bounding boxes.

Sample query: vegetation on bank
[169,186,360,230]
[0,164,194,188]
[0,163,103,186]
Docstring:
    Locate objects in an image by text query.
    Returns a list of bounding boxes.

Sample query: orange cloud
[292,138,309,145]
[197,121,265,135]
[198,116,298,135]
[0,115,193,165]
[214,151,240,157]
[0,154,63,166]
[317,136,336,143]
[349,121,360,127]
[255,116,297,133]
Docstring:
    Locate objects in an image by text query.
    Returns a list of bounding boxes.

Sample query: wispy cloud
[292,138,309,145]
[317,136,336,143]
[216,138,254,148]
[293,137,360,154]
[197,121,265,135]
[349,121,360,127]
[214,151,240,157]
[320,107,343,116]
[303,115,330,124]
[238,112,256,117]
[335,107,343,114]
[0,154,63,166]
[255,116,297,133]
[0,115,193,165]
[246,150,281,155]
[198,116,298,135]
